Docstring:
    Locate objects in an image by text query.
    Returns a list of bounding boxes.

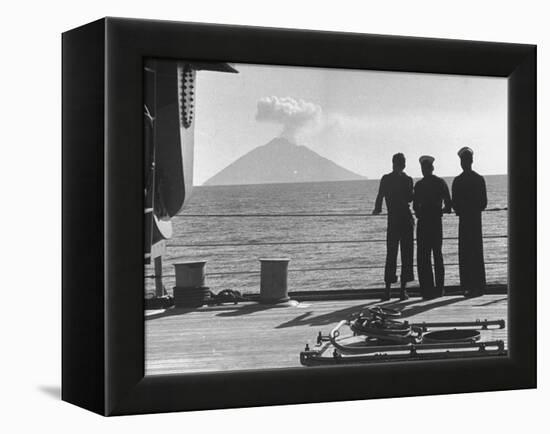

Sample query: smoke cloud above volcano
[255,96,321,141]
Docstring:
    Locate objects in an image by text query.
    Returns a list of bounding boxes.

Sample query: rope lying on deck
[144,260,508,279]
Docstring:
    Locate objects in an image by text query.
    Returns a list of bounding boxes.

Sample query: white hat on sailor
[419,155,435,164]
[457,146,473,158]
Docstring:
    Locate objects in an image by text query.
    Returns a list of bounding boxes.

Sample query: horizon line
[195,173,508,188]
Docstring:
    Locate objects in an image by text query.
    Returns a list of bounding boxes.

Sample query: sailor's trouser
[417,216,444,297]
[458,212,486,294]
[384,214,415,284]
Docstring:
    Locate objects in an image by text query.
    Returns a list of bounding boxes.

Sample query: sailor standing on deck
[413,156,452,299]
[372,153,415,301]
[452,147,488,298]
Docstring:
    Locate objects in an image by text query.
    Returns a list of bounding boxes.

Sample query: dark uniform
[374,172,415,285]
[413,174,451,298]
[452,170,487,295]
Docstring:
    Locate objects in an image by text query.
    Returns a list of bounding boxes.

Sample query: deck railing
[145,208,508,284]
[171,206,507,218]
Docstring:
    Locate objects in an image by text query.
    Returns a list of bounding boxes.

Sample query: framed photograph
[62,17,536,416]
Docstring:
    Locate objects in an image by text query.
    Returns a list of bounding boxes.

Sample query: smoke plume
[255,96,321,141]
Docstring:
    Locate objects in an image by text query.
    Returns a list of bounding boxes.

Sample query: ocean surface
[145,175,507,295]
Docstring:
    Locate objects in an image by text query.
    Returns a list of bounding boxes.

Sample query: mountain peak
[203,138,366,186]
[263,136,298,147]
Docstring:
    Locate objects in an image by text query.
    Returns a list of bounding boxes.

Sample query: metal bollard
[174,261,207,288]
[173,261,208,308]
[259,258,291,304]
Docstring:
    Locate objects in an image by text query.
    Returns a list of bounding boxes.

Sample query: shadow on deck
[274,296,466,329]
[145,294,509,375]
[145,283,507,321]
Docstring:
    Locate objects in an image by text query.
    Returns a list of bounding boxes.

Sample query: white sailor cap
[457,146,473,158]
[419,155,435,164]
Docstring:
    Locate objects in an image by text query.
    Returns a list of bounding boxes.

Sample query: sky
[192,63,507,185]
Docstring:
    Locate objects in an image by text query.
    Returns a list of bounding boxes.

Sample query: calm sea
[145,175,507,295]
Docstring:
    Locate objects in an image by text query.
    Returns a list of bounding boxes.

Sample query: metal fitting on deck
[174,261,207,288]
[173,261,209,307]
[259,258,292,304]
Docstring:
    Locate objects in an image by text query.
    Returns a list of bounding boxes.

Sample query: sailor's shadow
[378,298,426,310]
[275,301,380,329]
[381,296,466,318]
[275,296,466,329]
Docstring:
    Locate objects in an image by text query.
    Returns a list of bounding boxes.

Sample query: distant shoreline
[196,173,507,188]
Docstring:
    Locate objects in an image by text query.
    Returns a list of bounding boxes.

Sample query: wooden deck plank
[145,294,508,375]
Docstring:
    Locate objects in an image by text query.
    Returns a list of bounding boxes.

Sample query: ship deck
[145,293,508,375]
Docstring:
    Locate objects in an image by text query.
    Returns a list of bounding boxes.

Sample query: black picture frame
[62,17,536,416]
